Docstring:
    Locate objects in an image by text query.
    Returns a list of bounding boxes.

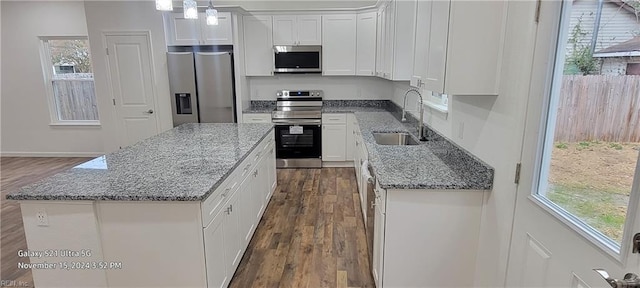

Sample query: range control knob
[276,91,282,97]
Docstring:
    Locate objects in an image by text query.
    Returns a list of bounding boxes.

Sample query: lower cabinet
[268,144,277,195]
[204,209,229,288]
[222,189,242,278]
[203,133,277,288]
[322,114,348,162]
[377,188,485,287]
[372,189,386,287]
[239,175,255,248]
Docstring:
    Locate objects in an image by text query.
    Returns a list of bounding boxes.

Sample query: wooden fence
[554,75,640,143]
[52,79,99,121]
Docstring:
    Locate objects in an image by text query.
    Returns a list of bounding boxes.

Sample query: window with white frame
[533,0,639,252]
[39,37,99,124]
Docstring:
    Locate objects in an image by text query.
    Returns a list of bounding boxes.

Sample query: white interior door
[105,32,159,149]
[507,2,640,287]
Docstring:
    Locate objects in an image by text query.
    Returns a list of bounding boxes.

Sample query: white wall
[390,1,539,286]
[1,1,105,156]
[84,1,173,153]
[248,75,393,100]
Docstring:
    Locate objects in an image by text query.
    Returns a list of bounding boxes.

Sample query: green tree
[50,40,92,73]
[565,16,600,75]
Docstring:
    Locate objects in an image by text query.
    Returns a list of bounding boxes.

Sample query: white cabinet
[322,14,357,76]
[243,16,274,76]
[238,175,255,248]
[380,189,485,287]
[356,12,377,76]
[372,187,386,287]
[375,0,415,81]
[203,131,276,288]
[266,143,277,198]
[164,12,233,46]
[273,15,321,45]
[322,114,347,162]
[201,13,233,44]
[412,0,506,95]
[243,113,272,123]
[346,114,355,161]
[222,189,243,273]
[322,125,347,162]
[375,10,384,77]
[203,210,228,288]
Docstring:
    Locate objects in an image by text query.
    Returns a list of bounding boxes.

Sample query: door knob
[594,269,640,288]
[144,109,154,114]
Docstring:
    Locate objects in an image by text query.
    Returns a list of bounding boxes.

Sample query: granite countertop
[6,123,274,201]
[242,100,493,190]
[353,112,494,190]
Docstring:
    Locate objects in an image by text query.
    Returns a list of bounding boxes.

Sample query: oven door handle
[272,119,322,125]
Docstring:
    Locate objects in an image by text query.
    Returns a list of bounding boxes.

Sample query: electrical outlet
[458,122,465,140]
[36,209,49,226]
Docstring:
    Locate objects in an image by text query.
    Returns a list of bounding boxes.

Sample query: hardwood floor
[0,158,373,288]
[230,168,374,288]
[1,157,91,288]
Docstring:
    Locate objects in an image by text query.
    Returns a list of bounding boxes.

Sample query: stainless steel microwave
[273,45,322,74]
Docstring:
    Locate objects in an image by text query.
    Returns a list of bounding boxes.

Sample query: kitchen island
[7,123,277,288]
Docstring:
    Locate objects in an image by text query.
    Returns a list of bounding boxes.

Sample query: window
[39,37,99,125]
[424,91,448,113]
[534,1,639,253]
[627,63,640,75]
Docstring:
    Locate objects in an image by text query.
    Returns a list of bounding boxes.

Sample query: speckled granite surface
[6,123,274,201]
[240,100,493,190]
[243,101,276,113]
[354,111,494,190]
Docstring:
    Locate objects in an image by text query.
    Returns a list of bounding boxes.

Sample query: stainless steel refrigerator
[167,51,235,126]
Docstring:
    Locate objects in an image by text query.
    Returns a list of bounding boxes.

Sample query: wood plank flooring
[230,168,374,288]
[1,157,91,288]
[0,158,373,288]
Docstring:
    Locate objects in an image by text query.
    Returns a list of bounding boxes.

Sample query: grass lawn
[546,141,639,243]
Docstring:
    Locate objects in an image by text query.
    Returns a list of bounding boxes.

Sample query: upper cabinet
[243,16,274,76]
[164,12,233,46]
[356,12,377,76]
[273,15,321,45]
[322,14,357,76]
[375,0,416,81]
[411,1,506,95]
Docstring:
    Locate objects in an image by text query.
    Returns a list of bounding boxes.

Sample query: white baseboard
[322,161,354,168]
[1,151,104,157]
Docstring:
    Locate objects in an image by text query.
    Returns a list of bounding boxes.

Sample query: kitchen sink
[372,132,420,145]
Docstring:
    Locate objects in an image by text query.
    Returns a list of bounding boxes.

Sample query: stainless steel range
[271,90,323,168]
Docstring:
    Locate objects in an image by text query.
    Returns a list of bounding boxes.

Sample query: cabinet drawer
[243,113,272,123]
[322,113,347,124]
[202,170,241,227]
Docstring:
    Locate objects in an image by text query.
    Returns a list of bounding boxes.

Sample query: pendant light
[155,0,173,11]
[206,1,218,25]
[183,0,198,19]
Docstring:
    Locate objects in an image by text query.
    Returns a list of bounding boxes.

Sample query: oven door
[274,123,322,159]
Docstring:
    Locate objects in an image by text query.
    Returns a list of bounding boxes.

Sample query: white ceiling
[198,0,379,10]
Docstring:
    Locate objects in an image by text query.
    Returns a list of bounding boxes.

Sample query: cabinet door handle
[222,188,230,197]
[253,170,258,177]
[229,204,233,213]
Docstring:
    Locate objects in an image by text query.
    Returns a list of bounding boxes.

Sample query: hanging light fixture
[206,1,218,25]
[183,0,198,19]
[155,0,173,11]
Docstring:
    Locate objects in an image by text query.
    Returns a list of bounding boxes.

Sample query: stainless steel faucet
[402,88,427,141]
